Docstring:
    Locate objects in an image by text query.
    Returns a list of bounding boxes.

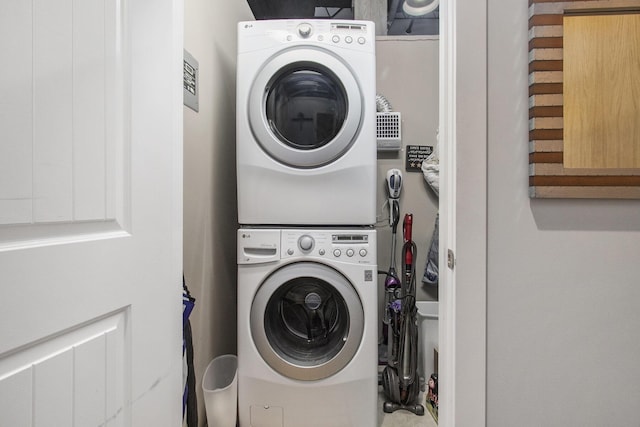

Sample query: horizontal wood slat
[529,60,563,72]
[529,37,563,49]
[529,94,563,107]
[529,83,563,96]
[529,140,564,152]
[529,129,563,140]
[529,106,563,118]
[530,186,640,198]
[530,176,640,186]
[529,14,564,28]
[531,163,640,176]
[530,152,563,163]
[529,0,605,3]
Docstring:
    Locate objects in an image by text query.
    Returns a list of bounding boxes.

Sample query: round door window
[265,66,347,150]
[251,262,364,381]
[248,48,364,168]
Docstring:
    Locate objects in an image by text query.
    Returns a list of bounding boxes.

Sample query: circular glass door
[250,262,364,381]
[248,48,364,168]
[265,66,347,151]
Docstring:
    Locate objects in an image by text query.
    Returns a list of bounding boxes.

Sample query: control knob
[298,235,315,252]
[298,23,312,38]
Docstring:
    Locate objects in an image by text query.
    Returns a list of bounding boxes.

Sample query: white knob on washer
[298,23,312,38]
[298,235,314,252]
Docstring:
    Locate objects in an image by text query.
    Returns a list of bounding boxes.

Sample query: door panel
[0,305,127,427]
[0,0,182,425]
[1,0,121,229]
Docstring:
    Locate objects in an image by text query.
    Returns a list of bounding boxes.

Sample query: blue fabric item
[423,214,439,286]
[182,278,197,426]
[183,285,195,327]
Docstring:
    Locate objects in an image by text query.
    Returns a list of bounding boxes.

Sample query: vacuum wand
[403,214,413,292]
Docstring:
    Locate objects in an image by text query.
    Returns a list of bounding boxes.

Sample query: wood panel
[564,13,640,168]
[528,0,640,198]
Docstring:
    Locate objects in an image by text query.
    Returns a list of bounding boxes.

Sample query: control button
[333,249,342,257]
[298,235,314,252]
[287,248,294,256]
[319,249,326,256]
[317,35,324,41]
[332,35,340,43]
[359,249,368,257]
[298,23,312,38]
[346,249,355,257]
[286,35,293,41]
[358,37,366,45]
[345,36,353,44]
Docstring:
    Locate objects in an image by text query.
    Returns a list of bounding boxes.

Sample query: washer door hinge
[447,249,455,269]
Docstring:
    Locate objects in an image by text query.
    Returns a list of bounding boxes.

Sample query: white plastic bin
[202,354,238,427]
[416,301,439,381]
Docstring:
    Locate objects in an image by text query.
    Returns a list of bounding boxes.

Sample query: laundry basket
[202,354,237,427]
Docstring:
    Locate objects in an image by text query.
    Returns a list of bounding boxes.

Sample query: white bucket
[202,354,238,427]
[416,301,439,381]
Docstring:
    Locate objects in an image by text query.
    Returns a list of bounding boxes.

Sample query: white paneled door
[0,0,183,425]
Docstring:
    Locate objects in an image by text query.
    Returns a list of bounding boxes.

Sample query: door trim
[439,0,488,426]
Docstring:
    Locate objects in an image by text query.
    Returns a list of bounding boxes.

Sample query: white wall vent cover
[376,112,402,151]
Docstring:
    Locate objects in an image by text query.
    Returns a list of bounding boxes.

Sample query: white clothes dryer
[237,228,378,426]
[236,20,377,226]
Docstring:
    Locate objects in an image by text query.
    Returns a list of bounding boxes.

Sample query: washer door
[248,47,363,168]
[251,262,364,381]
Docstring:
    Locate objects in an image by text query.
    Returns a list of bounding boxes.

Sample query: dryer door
[248,47,363,168]
[250,262,364,381]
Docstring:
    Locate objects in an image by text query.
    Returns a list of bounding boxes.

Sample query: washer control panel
[281,230,375,264]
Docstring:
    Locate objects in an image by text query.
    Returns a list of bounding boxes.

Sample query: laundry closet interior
[183,2,441,426]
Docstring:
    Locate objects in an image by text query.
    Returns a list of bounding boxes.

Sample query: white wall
[487,1,640,425]
[183,1,253,425]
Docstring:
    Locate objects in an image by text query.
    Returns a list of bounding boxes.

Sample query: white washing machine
[236,20,377,226]
[237,228,378,426]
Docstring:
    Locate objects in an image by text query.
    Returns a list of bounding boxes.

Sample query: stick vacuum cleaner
[382,213,425,416]
[382,170,402,341]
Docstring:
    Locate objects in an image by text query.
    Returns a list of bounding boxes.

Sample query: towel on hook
[422,129,439,285]
[421,135,439,197]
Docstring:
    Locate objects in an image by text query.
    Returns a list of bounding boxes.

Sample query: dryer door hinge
[447,249,455,269]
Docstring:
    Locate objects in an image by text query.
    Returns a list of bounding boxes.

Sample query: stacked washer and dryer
[236,19,379,427]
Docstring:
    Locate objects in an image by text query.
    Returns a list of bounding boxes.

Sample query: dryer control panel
[238,19,375,54]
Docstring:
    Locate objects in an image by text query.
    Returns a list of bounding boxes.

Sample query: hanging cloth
[421,131,440,285]
[423,214,439,285]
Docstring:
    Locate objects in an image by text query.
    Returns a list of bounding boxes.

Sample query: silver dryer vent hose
[376,94,393,112]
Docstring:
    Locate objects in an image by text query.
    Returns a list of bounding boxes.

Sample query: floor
[378,387,438,427]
